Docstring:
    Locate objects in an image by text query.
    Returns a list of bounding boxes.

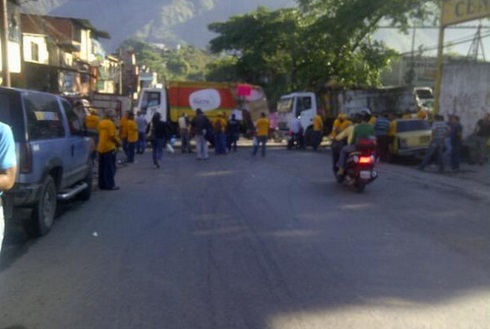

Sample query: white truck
[276,92,319,145]
[276,88,418,145]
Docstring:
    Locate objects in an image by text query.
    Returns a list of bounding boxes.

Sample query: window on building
[31,42,39,62]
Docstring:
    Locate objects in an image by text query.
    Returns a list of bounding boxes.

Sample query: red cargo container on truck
[136,81,269,132]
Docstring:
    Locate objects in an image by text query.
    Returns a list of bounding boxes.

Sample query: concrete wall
[440,62,490,138]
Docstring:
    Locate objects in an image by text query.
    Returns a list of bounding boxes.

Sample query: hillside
[21,0,296,52]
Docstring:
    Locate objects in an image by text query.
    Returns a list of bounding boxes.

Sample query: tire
[78,165,93,201]
[287,139,293,150]
[26,175,57,237]
[355,181,366,193]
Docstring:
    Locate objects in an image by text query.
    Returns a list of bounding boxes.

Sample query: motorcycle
[336,139,378,192]
[286,131,304,150]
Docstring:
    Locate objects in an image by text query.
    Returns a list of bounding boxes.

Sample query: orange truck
[136,81,269,130]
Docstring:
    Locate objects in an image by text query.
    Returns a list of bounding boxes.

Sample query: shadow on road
[0,200,88,271]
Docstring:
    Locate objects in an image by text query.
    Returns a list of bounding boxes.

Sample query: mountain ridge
[21,0,296,52]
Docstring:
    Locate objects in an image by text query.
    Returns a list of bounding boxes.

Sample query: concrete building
[13,14,113,96]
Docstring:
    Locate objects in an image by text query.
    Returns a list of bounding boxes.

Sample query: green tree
[207,1,438,103]
[118,39,216,82]
[208,7,304,104]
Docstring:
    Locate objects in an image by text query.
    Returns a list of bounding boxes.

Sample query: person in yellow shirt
[330,113,352,139]
[330,114,343,138]
[312,112,324,151]
[252,112,269,157]
[126,112,139,163]
[85,109,100,163]
[213,113,227,154]
[119,110,130,161]
[97,110,121,190]
[85,109,100,132]
[339,116,352,131]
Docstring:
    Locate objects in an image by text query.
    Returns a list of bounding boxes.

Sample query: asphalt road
[1,146,489,329]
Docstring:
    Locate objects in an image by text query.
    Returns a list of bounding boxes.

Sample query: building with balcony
[13,13,112,96]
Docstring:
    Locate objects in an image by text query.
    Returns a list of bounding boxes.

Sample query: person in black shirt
[191,108,210,160]
[226,114,240,152]
[148,113,169,168]
[474,113,490,165]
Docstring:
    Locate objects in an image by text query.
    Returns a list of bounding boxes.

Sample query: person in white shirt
[178,113,192,153]
[289,116,304,148]
[136,111,148,154]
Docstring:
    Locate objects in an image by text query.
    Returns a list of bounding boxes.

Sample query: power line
[398,31,490,56]
[377,25,490,29]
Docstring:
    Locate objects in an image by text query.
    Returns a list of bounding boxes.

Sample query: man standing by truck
[136,111,148,154]
[178,113,192,153]
[312,112,324,151]
[119,110,130,162]
[252,112,270,157]
[191,108,210,160]
[0,121,17,254]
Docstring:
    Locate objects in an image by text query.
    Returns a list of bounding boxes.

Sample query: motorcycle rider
[336,111,375,176]
[333,113,358,173]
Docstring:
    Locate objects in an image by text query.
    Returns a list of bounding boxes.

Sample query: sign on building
[442,0,490,26]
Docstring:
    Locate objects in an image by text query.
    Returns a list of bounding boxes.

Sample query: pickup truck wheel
[78,165,93,201]
[27,176,57,237]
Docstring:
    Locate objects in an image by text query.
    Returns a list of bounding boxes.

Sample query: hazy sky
[375,22,490,60]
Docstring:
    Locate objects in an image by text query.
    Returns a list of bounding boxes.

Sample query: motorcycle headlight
[399,138,408,149]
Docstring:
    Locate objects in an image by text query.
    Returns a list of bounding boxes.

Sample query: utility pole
[467,25,486,62]
[0,0,10,87]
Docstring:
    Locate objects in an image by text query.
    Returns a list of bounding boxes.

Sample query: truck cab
[277,92,317,144]
[137,88,168,123]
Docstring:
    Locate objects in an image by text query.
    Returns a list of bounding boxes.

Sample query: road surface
[1,146,489,329]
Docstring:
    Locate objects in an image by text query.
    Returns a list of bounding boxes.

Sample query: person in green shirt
[337,112,375,175]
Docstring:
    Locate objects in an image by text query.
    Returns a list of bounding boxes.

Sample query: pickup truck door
[60,99,91,187]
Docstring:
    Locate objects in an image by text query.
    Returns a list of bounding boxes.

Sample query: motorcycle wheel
[287,140,293,150]
[354,181,366,193]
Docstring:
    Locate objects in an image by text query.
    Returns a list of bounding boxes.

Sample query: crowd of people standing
[84,103,490,191]
[330,106,490,174]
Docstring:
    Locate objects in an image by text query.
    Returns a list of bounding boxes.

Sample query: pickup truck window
[24,93,65,140]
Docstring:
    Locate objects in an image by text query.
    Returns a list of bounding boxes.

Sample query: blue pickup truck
[0,87,93,236]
